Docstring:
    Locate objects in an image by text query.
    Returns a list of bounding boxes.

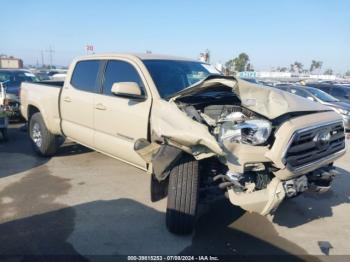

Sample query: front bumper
[225,111,346,180]
[227,166,337,215]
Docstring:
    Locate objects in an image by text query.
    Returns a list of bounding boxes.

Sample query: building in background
[238,71,337,81]
[0,56,23,69]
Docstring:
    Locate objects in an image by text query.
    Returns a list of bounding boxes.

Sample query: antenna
[45,45,55,69]
[41,50,45,67]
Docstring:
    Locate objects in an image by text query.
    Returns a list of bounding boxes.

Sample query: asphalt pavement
[0,124,350,261]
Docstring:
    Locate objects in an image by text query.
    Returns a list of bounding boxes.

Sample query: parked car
[35,71,52,81]
[51,73,66,81]
[0,69,39,119]
[275,85,350,130]
[306,83,350,103]
[0,82,9,140]
[21,54,346,234]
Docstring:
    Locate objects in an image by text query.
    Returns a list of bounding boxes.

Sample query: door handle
[95,103,107,110]
[63,96,72,103]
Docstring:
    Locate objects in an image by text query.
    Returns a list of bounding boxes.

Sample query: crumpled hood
[171,75,330,119]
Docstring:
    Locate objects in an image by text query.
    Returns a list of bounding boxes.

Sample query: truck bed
[34,80,64,88]
[20,82,63,135]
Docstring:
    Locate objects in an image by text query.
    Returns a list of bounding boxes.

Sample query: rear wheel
[29,112,59,156]
[166,155,199,235]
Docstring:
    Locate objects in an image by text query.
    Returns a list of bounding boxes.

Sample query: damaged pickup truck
[20,54,347,234]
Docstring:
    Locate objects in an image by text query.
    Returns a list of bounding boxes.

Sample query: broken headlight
[219,119,272,145]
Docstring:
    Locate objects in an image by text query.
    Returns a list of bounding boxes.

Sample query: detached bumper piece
[307,165,337,194]
[283,166,336,198]
[227,178,285,216]
[227,166,337,215]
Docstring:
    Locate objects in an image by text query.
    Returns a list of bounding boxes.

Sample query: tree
[225,53,252,74]
[290,61,303,73]
[324,69,333,75]
[277,67,288,72]
[345,71,350,77]
[310,60,323,74]
[246,63,254,71]
[232,53,250,72]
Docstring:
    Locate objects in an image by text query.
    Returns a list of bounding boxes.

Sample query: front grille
[284,121,345,168]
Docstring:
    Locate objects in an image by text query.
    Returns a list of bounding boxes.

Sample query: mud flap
[151,145,183,181]
[227,177,285,215]
[150,173,168,202]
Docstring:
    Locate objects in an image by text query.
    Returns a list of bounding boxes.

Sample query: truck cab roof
[75,53,199,62]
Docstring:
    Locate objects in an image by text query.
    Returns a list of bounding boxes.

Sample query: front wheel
[29,112,59,156]
[166,155,199,235]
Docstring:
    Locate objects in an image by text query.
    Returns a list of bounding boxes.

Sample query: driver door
[94,59,151,169]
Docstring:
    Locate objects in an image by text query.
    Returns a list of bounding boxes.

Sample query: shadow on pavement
[0,167,86,260]
[56,142,93,157]
[0,164,315,260]
[180,200,318,261]
[273,167,350,228]
[0,125,92,178]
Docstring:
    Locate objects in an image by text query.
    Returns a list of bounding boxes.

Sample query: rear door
[60,60,101,147]
[94,59,151,169]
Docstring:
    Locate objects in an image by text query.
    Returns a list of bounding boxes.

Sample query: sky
[1,0,350,73]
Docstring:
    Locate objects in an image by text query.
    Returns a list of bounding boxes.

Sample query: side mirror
[111,82,145,100]
[307,96,315,101]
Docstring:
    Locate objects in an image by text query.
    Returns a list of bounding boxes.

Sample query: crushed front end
[218,111,346,215]
[136,76,347,216]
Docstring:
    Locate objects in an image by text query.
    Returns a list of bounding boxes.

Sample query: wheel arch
[27,104,57,134]
[27,104,40,121]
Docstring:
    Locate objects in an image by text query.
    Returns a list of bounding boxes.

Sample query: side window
[331,87,346,98]
[103,60,144,96]
[71,60,100,92]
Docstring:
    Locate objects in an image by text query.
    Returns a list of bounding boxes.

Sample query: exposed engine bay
[174,95,276,196]
[180,103,272,147]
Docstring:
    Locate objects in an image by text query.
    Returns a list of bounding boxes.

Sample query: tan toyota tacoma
[21,54,347,234]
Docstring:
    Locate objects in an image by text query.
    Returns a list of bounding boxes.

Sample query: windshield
[307,87,339,102]
[143,60,220,98]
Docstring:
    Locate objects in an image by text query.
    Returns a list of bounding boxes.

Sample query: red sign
[86,45,94,52]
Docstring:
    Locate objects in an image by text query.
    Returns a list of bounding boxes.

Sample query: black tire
[166,155,199,235]
[1,129,8,141]
[29,112,58,156]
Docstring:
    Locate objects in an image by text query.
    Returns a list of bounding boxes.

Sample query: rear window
[71,60,100,92]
